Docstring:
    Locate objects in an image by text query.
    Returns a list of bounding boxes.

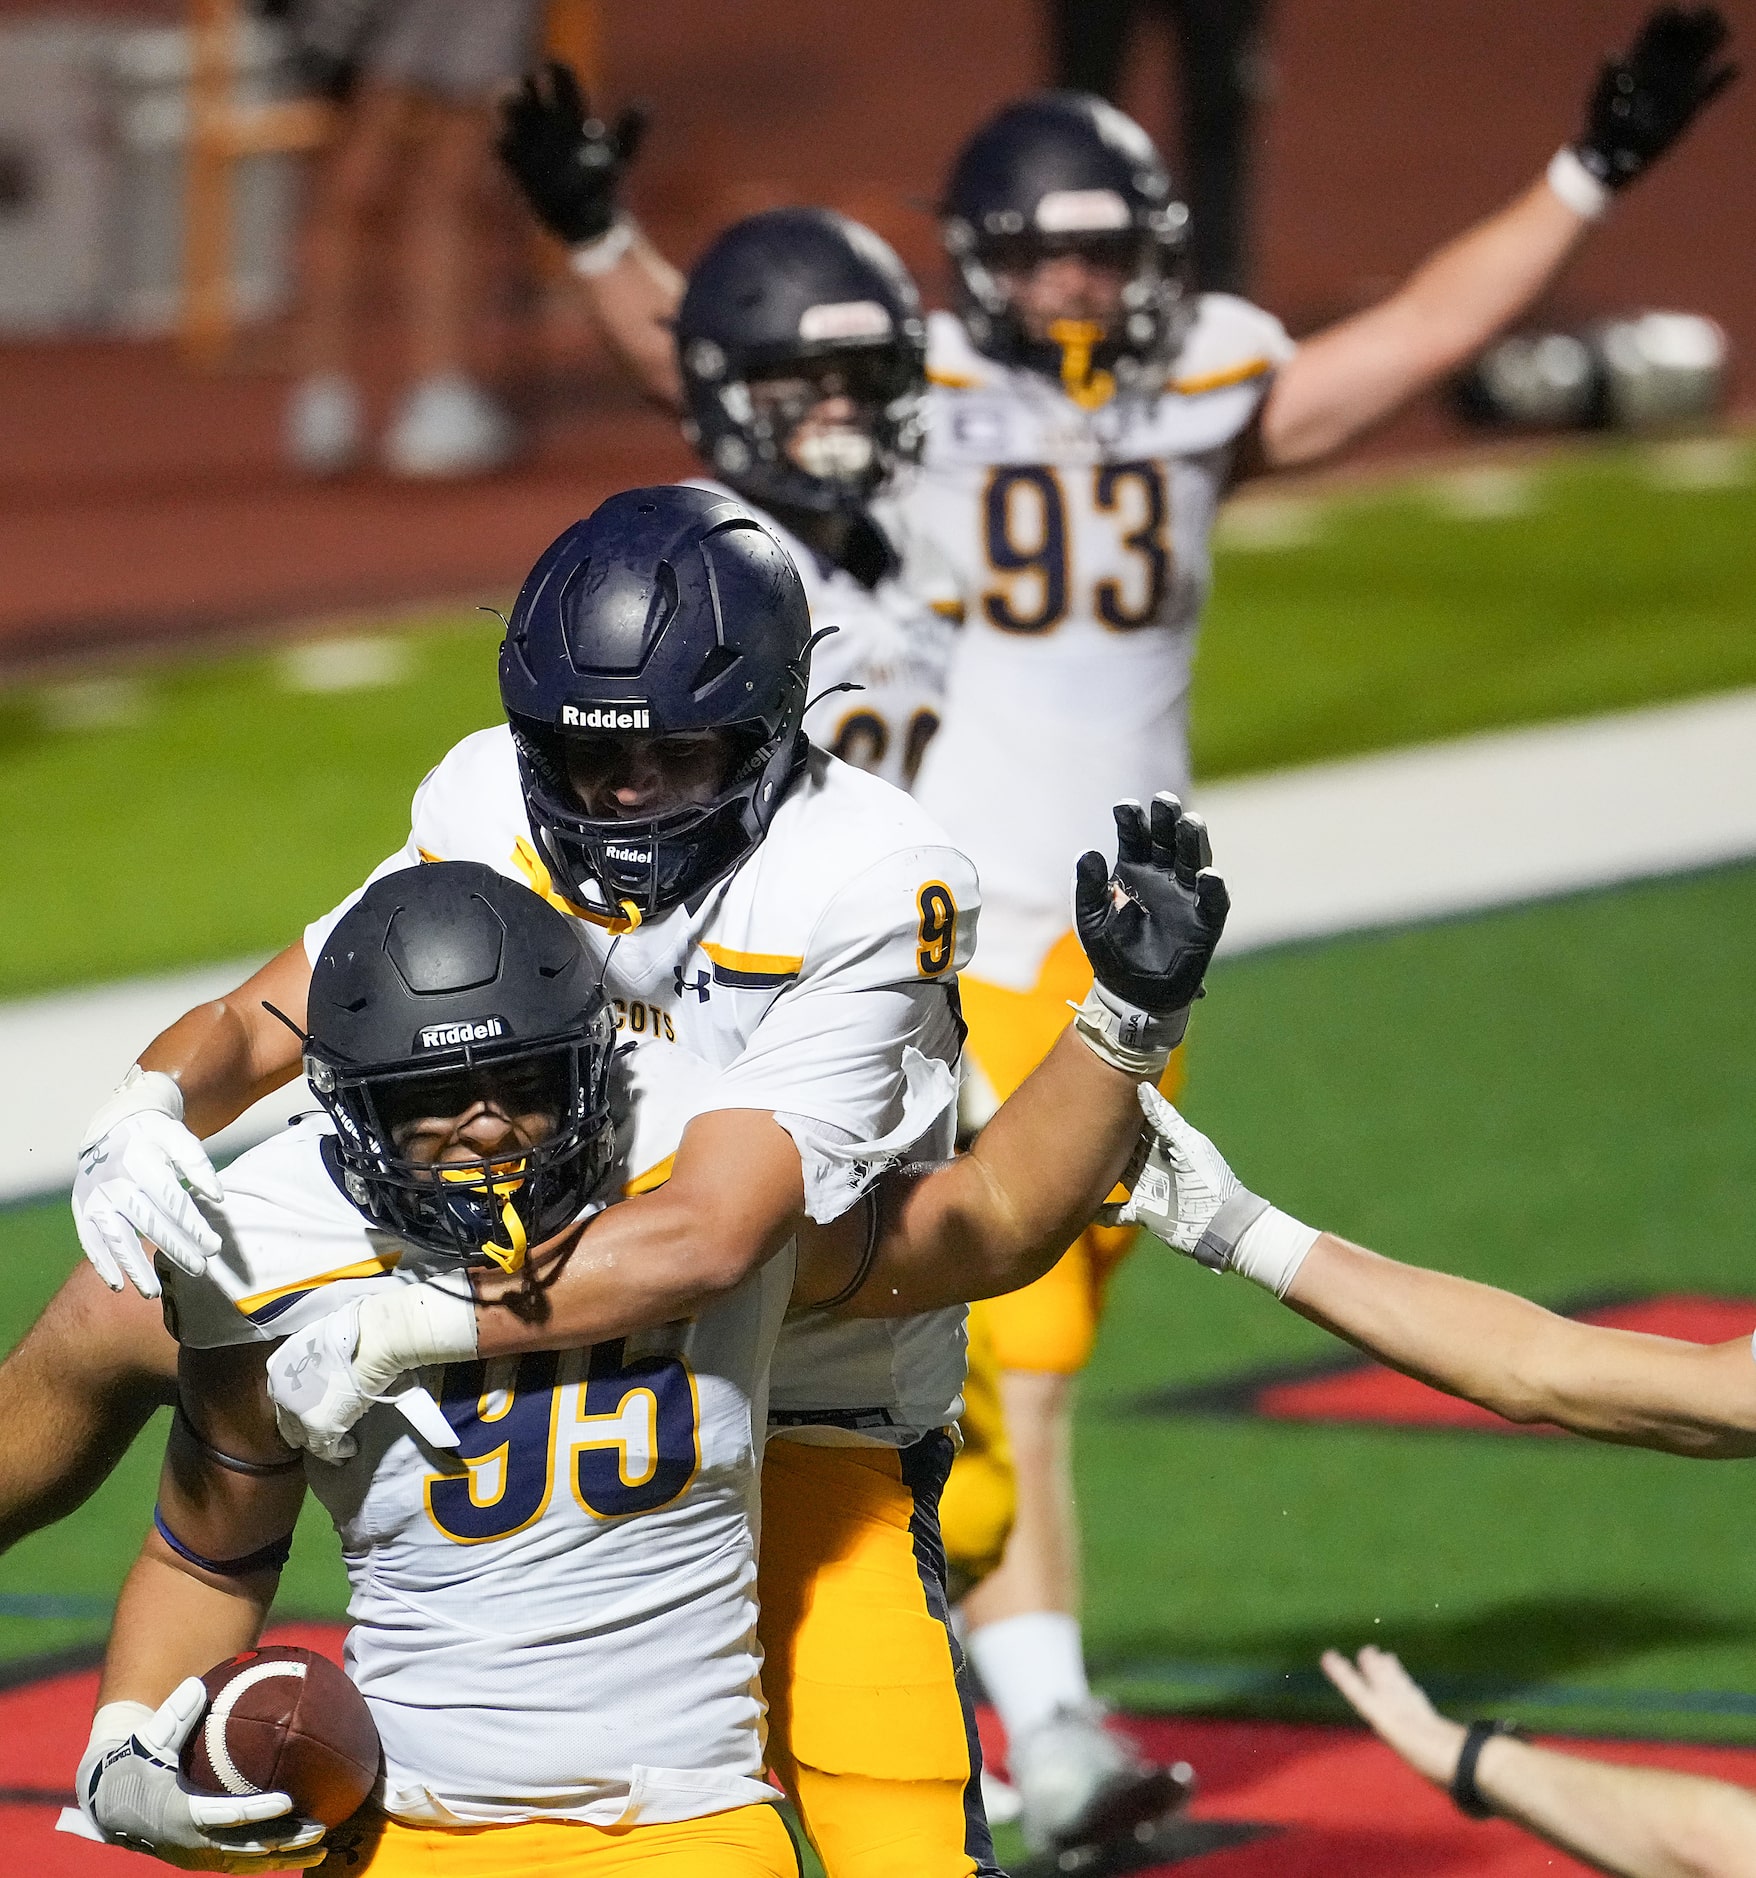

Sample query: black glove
[497,62,649,246]
[1574,6,1737,189]
[1075,793,1230,1023]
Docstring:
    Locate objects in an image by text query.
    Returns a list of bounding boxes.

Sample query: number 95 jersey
[904,295,1293,991]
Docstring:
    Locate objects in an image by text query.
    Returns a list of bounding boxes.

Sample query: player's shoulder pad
[728,751,979,990]
[925,309,993,391]
[163,1117,409,1349]
[1166,293,1296,398]
[406,724,525,864]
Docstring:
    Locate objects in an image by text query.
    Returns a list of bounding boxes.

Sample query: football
[180,1644,380,1829]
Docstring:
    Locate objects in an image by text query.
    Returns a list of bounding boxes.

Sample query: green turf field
[4,862,1755,1754]
[1,437,1751,998]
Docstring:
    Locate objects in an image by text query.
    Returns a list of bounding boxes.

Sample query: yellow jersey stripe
[927,368,981,389]
[623,1153,676,1197]
[238,1250,402,1316]
[1170,356,1273,397]
[702,942,805,977]
[417,846,445,863]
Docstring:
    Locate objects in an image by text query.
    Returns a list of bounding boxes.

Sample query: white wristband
[1070,986,1179,1078]
[1546,147,1612,222]
[569,217,637,277]
[1230,1204,1321,1299]
[87,1700,155,1752]
[354,1283,478,1396]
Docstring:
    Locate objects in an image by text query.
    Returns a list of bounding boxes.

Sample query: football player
[903,13,1736,1846]
[77,838,1216,1875]
[498,67,961,797]
[486,15,1738,1851]
[39,484,1225,1876]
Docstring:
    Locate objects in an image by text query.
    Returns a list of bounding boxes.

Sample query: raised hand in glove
[1574,6,1736,190]
[74,1680,325,1871]
[73,1066,223,1297]
[1071,793,1229,1075]
[497,61,649,247]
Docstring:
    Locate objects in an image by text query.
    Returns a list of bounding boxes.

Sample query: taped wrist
[1548,146,1613,219]
[1071,986,1184,1077]
[87,1701,156,1755]
[1229,1201,1321,1299]
[570,217,636,277]
[83,1065,183,1145]
[354,1283,478,1396]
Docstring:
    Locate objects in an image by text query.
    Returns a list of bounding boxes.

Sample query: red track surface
[12,1628,1756,1877]
[2,0,1751,669]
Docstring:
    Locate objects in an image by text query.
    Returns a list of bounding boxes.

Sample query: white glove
[73,1067,223,1296]
[1103,1084,1321,1299]
[72,1682,325,1872]
[268,1286,475,1465]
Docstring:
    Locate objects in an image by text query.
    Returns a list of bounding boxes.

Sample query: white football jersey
[904,296,1294,990]
[168,1046,792,1830]
[690,479,961,795]
[305,730,975,1445]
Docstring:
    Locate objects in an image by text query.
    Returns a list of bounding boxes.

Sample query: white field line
[1202,688,1756,956]
[4,688,1756,1205]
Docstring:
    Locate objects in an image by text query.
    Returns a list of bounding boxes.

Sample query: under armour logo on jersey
[673,965,712,1004]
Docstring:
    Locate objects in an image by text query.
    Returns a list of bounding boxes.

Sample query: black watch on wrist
[1451,1718,1526,1818]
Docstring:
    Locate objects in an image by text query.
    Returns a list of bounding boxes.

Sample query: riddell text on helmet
[416,1017,506,1050]
[562,703,651,730]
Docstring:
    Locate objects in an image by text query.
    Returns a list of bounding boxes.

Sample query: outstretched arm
[497,63,685,410]
[1113,1092,1756,1458]
[800,795,1229,1317]
[1260,6,1735,468]
[1325,1646,1756,1878]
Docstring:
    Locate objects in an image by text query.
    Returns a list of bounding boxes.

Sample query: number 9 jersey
[903,294,1293,995]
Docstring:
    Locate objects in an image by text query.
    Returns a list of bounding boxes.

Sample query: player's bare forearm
[834,1030,1144,1317]
[574,231,686,412]
[137,942,311,1139]
[98,1541,274,1710]
[0,1267,175,1553]
[1473,1733,1756,1878]
[472,1108,805,1354]
[1261,177,1589,467]
[1285,1236,1756,1457]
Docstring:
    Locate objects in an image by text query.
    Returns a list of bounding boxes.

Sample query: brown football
[180,1644,380,1829]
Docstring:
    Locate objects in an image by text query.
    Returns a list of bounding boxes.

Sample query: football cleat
[285,372,363,476]
[382,374,515,479]
[1008,1703,1195,1859]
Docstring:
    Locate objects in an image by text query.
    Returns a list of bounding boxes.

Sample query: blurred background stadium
[1,1,1754,1872]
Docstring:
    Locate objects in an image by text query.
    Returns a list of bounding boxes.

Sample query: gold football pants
[756,1433,998,1878]
[320,1803,798,1874]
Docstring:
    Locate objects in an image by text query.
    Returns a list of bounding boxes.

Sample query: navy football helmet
[942,92,1191,402]
[500,485,812,919]
[676,207,928,515]
[305,861,616,1272]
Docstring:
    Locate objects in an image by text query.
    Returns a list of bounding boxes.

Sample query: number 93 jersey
[904,295,1293,991]
[163,1044,794,1832]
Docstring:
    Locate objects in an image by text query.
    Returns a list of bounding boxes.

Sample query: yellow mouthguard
[1047,319,1118,411]
[439,1161,531,1275]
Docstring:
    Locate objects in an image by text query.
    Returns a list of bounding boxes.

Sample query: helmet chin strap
[1047,318,1117,410]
